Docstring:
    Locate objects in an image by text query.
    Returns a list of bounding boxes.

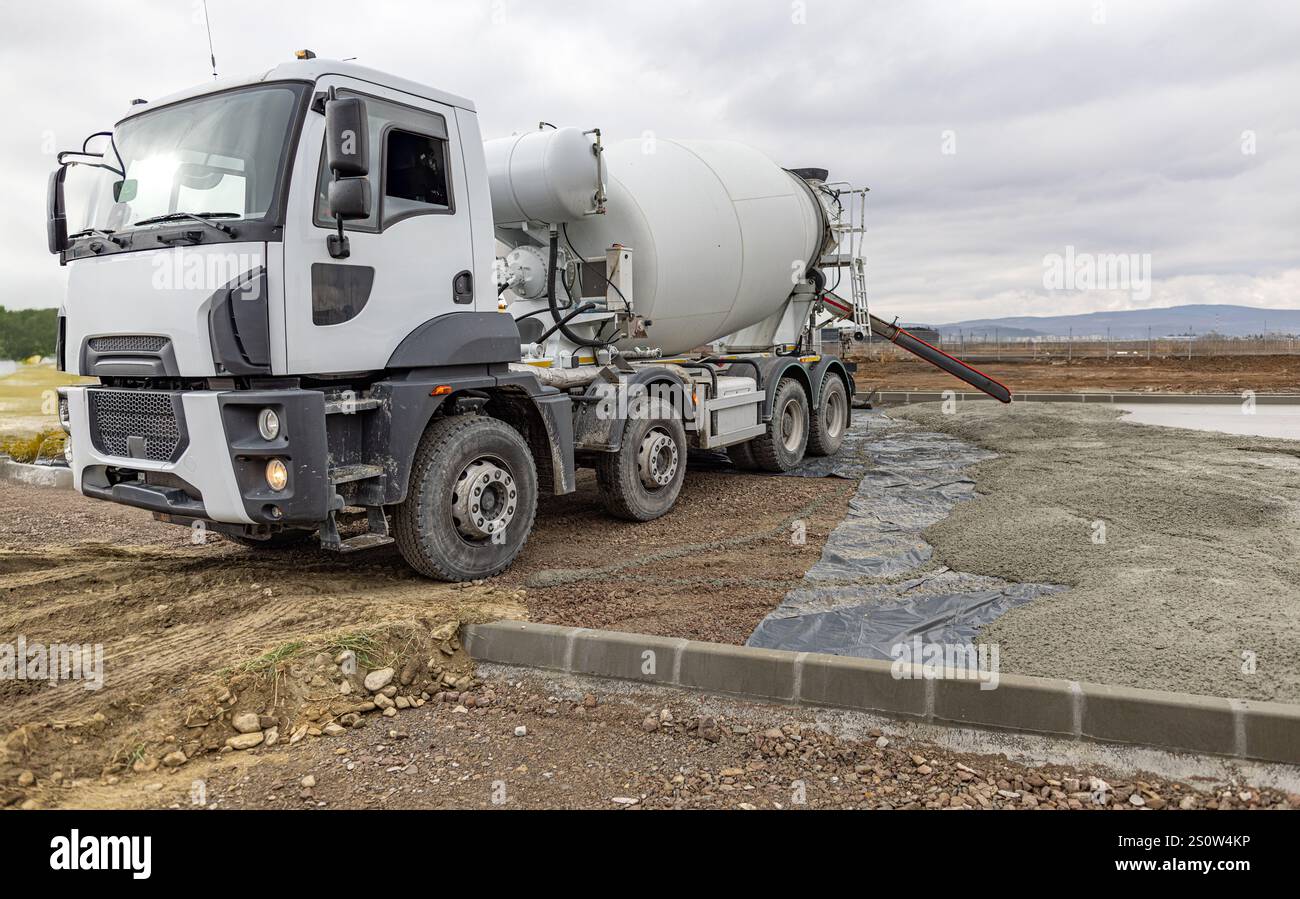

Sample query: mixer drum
[569,139,826,354]
[485,132,829,356]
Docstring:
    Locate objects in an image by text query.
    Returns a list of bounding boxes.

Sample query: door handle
[453,270,473,305]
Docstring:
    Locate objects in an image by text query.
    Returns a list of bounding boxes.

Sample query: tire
[751,377,810,472]
[394,414,538,581]
[223,529,316,549]
[595,398,688,521]
[808,375,849,456]
[727,440,758,470]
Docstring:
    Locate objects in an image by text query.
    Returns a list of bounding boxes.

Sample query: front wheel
[394,415,538,581]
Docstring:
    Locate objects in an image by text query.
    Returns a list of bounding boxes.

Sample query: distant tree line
[0,307,58,360]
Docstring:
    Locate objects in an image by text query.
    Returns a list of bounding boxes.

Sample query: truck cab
[47,57,857,580]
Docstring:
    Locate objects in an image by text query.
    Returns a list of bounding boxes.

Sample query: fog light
[257,408,281,441]
[265,458,288,492]
[64,443,73,464]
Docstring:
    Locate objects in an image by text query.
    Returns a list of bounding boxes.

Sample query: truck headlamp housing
[257,408,281,441]
[265,458,288,492]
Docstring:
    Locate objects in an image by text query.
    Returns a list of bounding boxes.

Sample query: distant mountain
[931,304,1300,340]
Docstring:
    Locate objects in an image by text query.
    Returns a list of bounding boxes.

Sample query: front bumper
[67,387,329,526]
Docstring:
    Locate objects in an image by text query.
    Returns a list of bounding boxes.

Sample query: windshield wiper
[67,227,125,247]
[132,212,239,235]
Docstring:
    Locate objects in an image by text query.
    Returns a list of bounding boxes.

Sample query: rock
[641,717,659,733]
[338,680,352,695]
[911,754,927,766]
[323,723,346,736]
[373,694,395,710]
[582,693,597,708]
[1179,796,1198,810]
[1129,794,1145,807]
[232,712,261,734]
[917,765,933,776]
[514,726,528,737]
[382,707,398,718]
[258,714,277,729]
[161,751,187,768]
[17,771,34,787]
[334,649,356,669]
[696,717,722,742]
[263,726,279,746]
[763,728,784,741]
[289,724,308,745]
[720,767,744,778]
[380,685,398,698]
[364,667,395,692]
[226,732,264,751]
[339,713,361,728]
[875,736,890,749]
[395,696,410,710]
[1063,777,1080,793]
[300,774,316,789]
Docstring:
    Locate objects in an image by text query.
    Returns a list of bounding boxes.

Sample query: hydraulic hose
[546,229,613,348]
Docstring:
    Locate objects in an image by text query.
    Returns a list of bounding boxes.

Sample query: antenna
[202,0,218,80]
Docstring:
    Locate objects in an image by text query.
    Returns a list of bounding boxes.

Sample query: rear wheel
[751,377,810,472]
[394,415,537,581]
[596,399,687,521]
[808,375,848,456]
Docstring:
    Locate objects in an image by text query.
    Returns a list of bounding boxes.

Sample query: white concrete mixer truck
[45,56,1009,580]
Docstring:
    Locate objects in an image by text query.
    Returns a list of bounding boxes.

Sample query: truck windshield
[83,83,307,234]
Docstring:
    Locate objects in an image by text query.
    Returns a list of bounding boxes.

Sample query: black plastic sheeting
[747,412,1066,659]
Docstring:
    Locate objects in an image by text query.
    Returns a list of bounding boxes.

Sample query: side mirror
[47,167,68,254]
[325,96,369,177]
[327,177,371,220]
[112,179,138,203]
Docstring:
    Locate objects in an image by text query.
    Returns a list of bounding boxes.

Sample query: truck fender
[573,367,692,454]
[809,356,855,408]
[753,357,814,421]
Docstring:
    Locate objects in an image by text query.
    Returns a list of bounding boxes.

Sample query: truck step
[325,533,395,553]
[325,396,383,415]
[328,464,385,484]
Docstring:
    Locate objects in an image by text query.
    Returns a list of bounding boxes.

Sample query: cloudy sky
[2,0,1297,322]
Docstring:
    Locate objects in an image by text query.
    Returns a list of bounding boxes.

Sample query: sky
[1,0,1297,323]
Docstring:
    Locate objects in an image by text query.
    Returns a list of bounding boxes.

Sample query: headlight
[265,458,288,492]
[57,391,71,433]
[257,408,281,441]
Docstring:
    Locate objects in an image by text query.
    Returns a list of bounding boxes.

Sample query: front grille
[88,390,186,462]
[88,335,168,353]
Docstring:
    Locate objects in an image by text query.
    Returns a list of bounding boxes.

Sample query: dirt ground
[32,671,1299,811]
[852,353,1300,395]
[892,402,1300,703]
[0,466,852,808]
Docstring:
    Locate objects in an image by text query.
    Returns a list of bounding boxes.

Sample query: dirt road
[41,671,1298,811]
[0,467,852,804]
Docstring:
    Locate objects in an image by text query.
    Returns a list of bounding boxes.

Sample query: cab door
[281,76,475,374]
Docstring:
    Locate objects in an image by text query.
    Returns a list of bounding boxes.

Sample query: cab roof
[117,58,476,123]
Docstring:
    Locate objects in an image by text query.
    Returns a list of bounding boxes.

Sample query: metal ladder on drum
[819,184,870,351]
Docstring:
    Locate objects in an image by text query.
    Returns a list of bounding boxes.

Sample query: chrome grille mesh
[88,390,183,462]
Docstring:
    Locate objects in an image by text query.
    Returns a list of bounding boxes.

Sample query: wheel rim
[823,386,846,440]
[780,397,805,453]
[637,428,679,490]
[451,456,518,541]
